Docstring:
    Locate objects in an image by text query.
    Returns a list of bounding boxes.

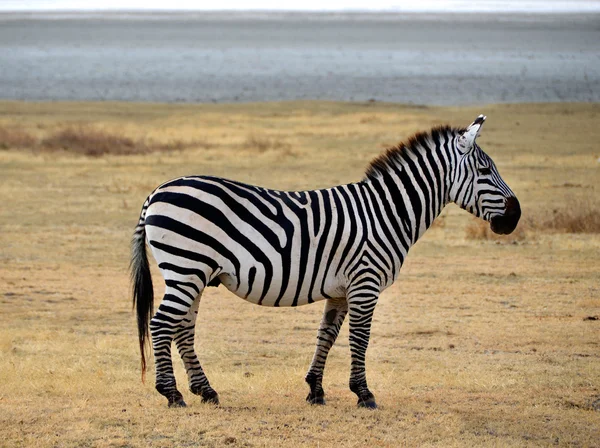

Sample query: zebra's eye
[478,166,492,176]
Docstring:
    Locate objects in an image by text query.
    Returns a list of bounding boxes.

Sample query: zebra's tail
[130,198,153,383]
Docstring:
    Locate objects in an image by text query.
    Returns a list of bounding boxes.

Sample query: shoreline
[1,12,597,105]
[1,98,599,108]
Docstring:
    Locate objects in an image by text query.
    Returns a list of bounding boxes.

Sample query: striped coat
[131,115,521,408]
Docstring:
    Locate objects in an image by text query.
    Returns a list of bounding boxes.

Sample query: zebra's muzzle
[490,196,521,235]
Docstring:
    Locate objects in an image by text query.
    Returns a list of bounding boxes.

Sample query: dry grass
[0,125,37,149]
[0,123,205,156]
[40,126,208,156]
[465,218,528,242]
[542,201,600,233]
[242,133,291,153]
[41,125,142,156]
[466,200,600,241]
[0,101,599,447]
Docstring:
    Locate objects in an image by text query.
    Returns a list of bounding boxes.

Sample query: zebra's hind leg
[305,298,348,405]
[150,283,202,408]
[174,293,219,405]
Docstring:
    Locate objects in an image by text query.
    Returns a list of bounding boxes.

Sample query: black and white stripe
[131,115,520,408]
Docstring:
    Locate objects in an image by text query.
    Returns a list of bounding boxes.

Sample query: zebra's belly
[218,270,341,307]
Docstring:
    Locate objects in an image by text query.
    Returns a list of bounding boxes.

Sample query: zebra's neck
[361,127,457,273]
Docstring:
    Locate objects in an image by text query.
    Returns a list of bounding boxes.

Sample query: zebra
[130,115,521,409]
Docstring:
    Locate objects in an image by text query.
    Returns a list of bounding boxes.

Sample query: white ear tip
[471,115,486,127]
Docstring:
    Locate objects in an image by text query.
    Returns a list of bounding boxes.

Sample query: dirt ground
[0,101,598,447]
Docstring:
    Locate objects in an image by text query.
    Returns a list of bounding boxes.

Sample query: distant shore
[0,11,598,105]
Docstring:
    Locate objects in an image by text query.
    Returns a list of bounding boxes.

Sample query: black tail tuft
[130,223,153,382]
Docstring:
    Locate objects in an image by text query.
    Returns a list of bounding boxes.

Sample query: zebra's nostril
[505,196,521,217]
[490,196,521,235]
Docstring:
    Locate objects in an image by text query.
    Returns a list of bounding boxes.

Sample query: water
[0,11,598,105]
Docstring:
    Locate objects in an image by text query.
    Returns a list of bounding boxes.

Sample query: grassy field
[0,100,599,447]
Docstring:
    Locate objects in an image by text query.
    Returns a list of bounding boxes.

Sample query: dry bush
[0,125,37,149]
[465,218,528,242]
[152,139,212,152]
[359,115,382,124]
[41,126,143,156]
[242,134,290,152]
[465,219,490,240]
[466,201,600,240]
[39,126,203,156]
[541,204,600,233]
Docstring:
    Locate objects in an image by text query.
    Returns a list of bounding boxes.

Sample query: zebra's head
[449,115,521,235]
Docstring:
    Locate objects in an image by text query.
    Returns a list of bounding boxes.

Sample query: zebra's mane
[364,125,465,180]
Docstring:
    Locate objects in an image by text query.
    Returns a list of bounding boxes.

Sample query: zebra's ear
[457,115,486,153]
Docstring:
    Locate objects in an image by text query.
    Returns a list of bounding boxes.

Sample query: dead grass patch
[541,202,600,233]
[466,200,600,240]
[41,126,142,156]
[0,125,37,149]
[1,124,209,156]
[359,115,382,124]
[40,125,208,156]
[465,218,528,242]
[242,134,290,153]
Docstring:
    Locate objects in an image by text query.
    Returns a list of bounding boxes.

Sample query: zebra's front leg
[347,290,379,409]
[174,294,219,405]
[305,298,348,405]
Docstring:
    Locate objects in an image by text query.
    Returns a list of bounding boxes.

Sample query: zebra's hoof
[168,397,187,408]
[201,390,220,405]
[357,398,377,409]
[306,394,326,405]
